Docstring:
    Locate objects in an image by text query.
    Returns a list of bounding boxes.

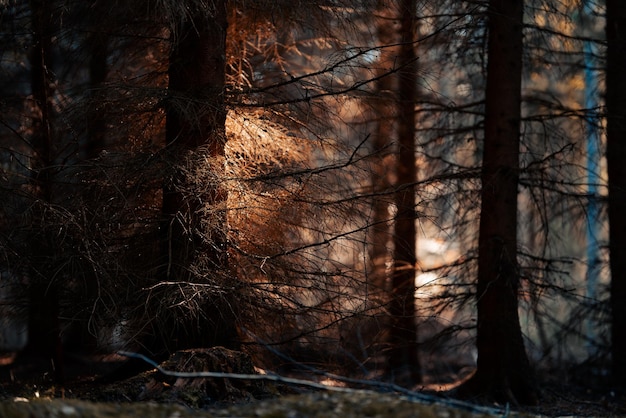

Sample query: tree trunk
[152,0,237,355]
[606,0,626,388]
[23,0,64,384]
[163,3,228,267]
[368,0,399,378]
[387,0,421,385]
[65,20,109,355]
[369,0,398,300]
[457,0,536,405]
[83,28,108,159]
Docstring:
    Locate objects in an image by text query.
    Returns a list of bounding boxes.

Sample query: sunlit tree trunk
[458,0,536,405]
[387,0,421,385]
[23,0,63,383]
[606,0,626,388]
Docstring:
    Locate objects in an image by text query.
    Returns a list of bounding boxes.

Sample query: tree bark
[152,0,237,355]
[83,28,108,159]
[23,0,64,383]
[369,0,398,301]
[606,0,626,388]
[66,16,109,355]
[387,0,421,385]
[457,0,536,405]
[163,1,228,284]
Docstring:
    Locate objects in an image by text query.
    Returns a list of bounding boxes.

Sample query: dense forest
[0,0,624,414]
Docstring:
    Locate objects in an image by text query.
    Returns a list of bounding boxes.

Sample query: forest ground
[0,350,624,417]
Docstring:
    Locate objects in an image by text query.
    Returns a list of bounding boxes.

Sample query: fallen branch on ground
[117,350,512,416]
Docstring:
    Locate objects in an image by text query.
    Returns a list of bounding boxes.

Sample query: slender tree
[369,0,399,378]
[457,0,536,405]
[606,0,626,388]
[369,0,398,304]
[387,0,421,385]
[21,0,64,383]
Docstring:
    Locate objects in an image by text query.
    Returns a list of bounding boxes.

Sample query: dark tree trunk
[151,0,237,355]
[457,0,536,405]
[163,3,228,269]
[606,0,626,388]
[368,0,400,378]
[64,19,109,356]
[84,29,108,159]
[23,0,64,384]
[81,25,108,353]
[387,0,421,385]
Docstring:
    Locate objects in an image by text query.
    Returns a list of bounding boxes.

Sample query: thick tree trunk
[153,0,237,355]
[65,23,109,355]
[163,2,229,267]
[23,0,64,383]
[387,0,421,385]
[606,0,626,388]
[457,0,536,405]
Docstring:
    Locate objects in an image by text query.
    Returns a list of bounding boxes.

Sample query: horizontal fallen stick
[117,350,511,417]
[118,350,363,393]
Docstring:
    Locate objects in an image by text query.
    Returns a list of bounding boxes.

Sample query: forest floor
[0,350,624,417]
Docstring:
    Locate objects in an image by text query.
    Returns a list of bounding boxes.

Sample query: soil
[0,349,624,418]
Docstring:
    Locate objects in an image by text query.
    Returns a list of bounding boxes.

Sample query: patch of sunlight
[415,272,438,299]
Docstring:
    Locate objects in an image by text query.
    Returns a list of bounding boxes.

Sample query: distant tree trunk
[387,0,421,385]
[152,0,237,355]
[23,0,63,383]
[457,0,536,405]
[368,0,399,377]
[369,0,398,302]
[606,0,626,388]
